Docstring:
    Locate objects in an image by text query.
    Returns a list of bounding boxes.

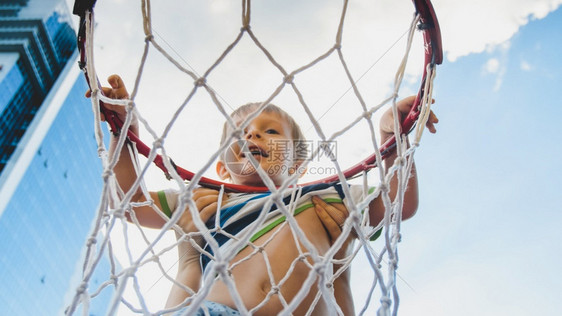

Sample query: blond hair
[220,103,308,161]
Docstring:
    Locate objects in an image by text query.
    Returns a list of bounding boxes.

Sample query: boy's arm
[368,96,438,225]
[311,96,437,314]
[312,197,355,315]
[87,74,169,228]
[91,75,225,310]
[164,233,204,311]
[165,188,226,309]
[312,97,438,230]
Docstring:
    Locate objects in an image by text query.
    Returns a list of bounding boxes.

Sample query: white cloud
[435,0,562,62]
[482,57,505,91]
[520,60,533,71]
[484,58,500,74]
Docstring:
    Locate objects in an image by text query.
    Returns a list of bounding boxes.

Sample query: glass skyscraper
[0,0,113,314]
[0,0,76,170]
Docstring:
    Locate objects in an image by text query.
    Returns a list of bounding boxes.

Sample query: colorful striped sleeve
[157,190,177,218]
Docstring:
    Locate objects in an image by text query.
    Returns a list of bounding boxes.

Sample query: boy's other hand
[311,196,348,241]
[379,96,439,140]
[311,196,354,259]
[177,188,227,234]
[84,74,131,124]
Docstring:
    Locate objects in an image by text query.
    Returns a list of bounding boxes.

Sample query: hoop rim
[74,0,443,193]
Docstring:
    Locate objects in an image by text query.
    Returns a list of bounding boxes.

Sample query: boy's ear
[216,161,230,180]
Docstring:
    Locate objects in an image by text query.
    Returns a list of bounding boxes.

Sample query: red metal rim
[74,0,443,193]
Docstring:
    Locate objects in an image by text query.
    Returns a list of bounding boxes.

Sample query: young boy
[90,74,438,315]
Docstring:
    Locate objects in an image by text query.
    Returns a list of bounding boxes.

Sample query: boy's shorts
[173,300,240,316]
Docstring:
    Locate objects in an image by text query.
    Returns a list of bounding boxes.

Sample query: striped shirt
[158,183,376,273]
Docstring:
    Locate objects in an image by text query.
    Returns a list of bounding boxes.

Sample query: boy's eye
[265,129,279,135]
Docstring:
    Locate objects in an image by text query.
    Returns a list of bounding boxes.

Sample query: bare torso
[205,204,354,316]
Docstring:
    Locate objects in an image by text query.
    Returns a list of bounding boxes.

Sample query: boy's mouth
[241,145,269,158]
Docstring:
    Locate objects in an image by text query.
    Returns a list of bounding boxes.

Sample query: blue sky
[63,0,562,314]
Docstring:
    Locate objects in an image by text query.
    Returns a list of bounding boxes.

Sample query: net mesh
[66,0,438,315]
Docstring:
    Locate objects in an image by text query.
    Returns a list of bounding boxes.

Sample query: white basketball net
[66,0,437,315]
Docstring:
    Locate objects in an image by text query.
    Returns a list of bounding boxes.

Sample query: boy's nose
[245,130,261,139]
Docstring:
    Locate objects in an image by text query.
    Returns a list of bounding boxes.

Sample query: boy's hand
[84,74,135,128]
[311,196,353,259]
[379,96,438,140]
[311,196,348,240]
[177,188,227,234]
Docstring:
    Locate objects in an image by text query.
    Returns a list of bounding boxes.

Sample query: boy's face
[216,111,299,187]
